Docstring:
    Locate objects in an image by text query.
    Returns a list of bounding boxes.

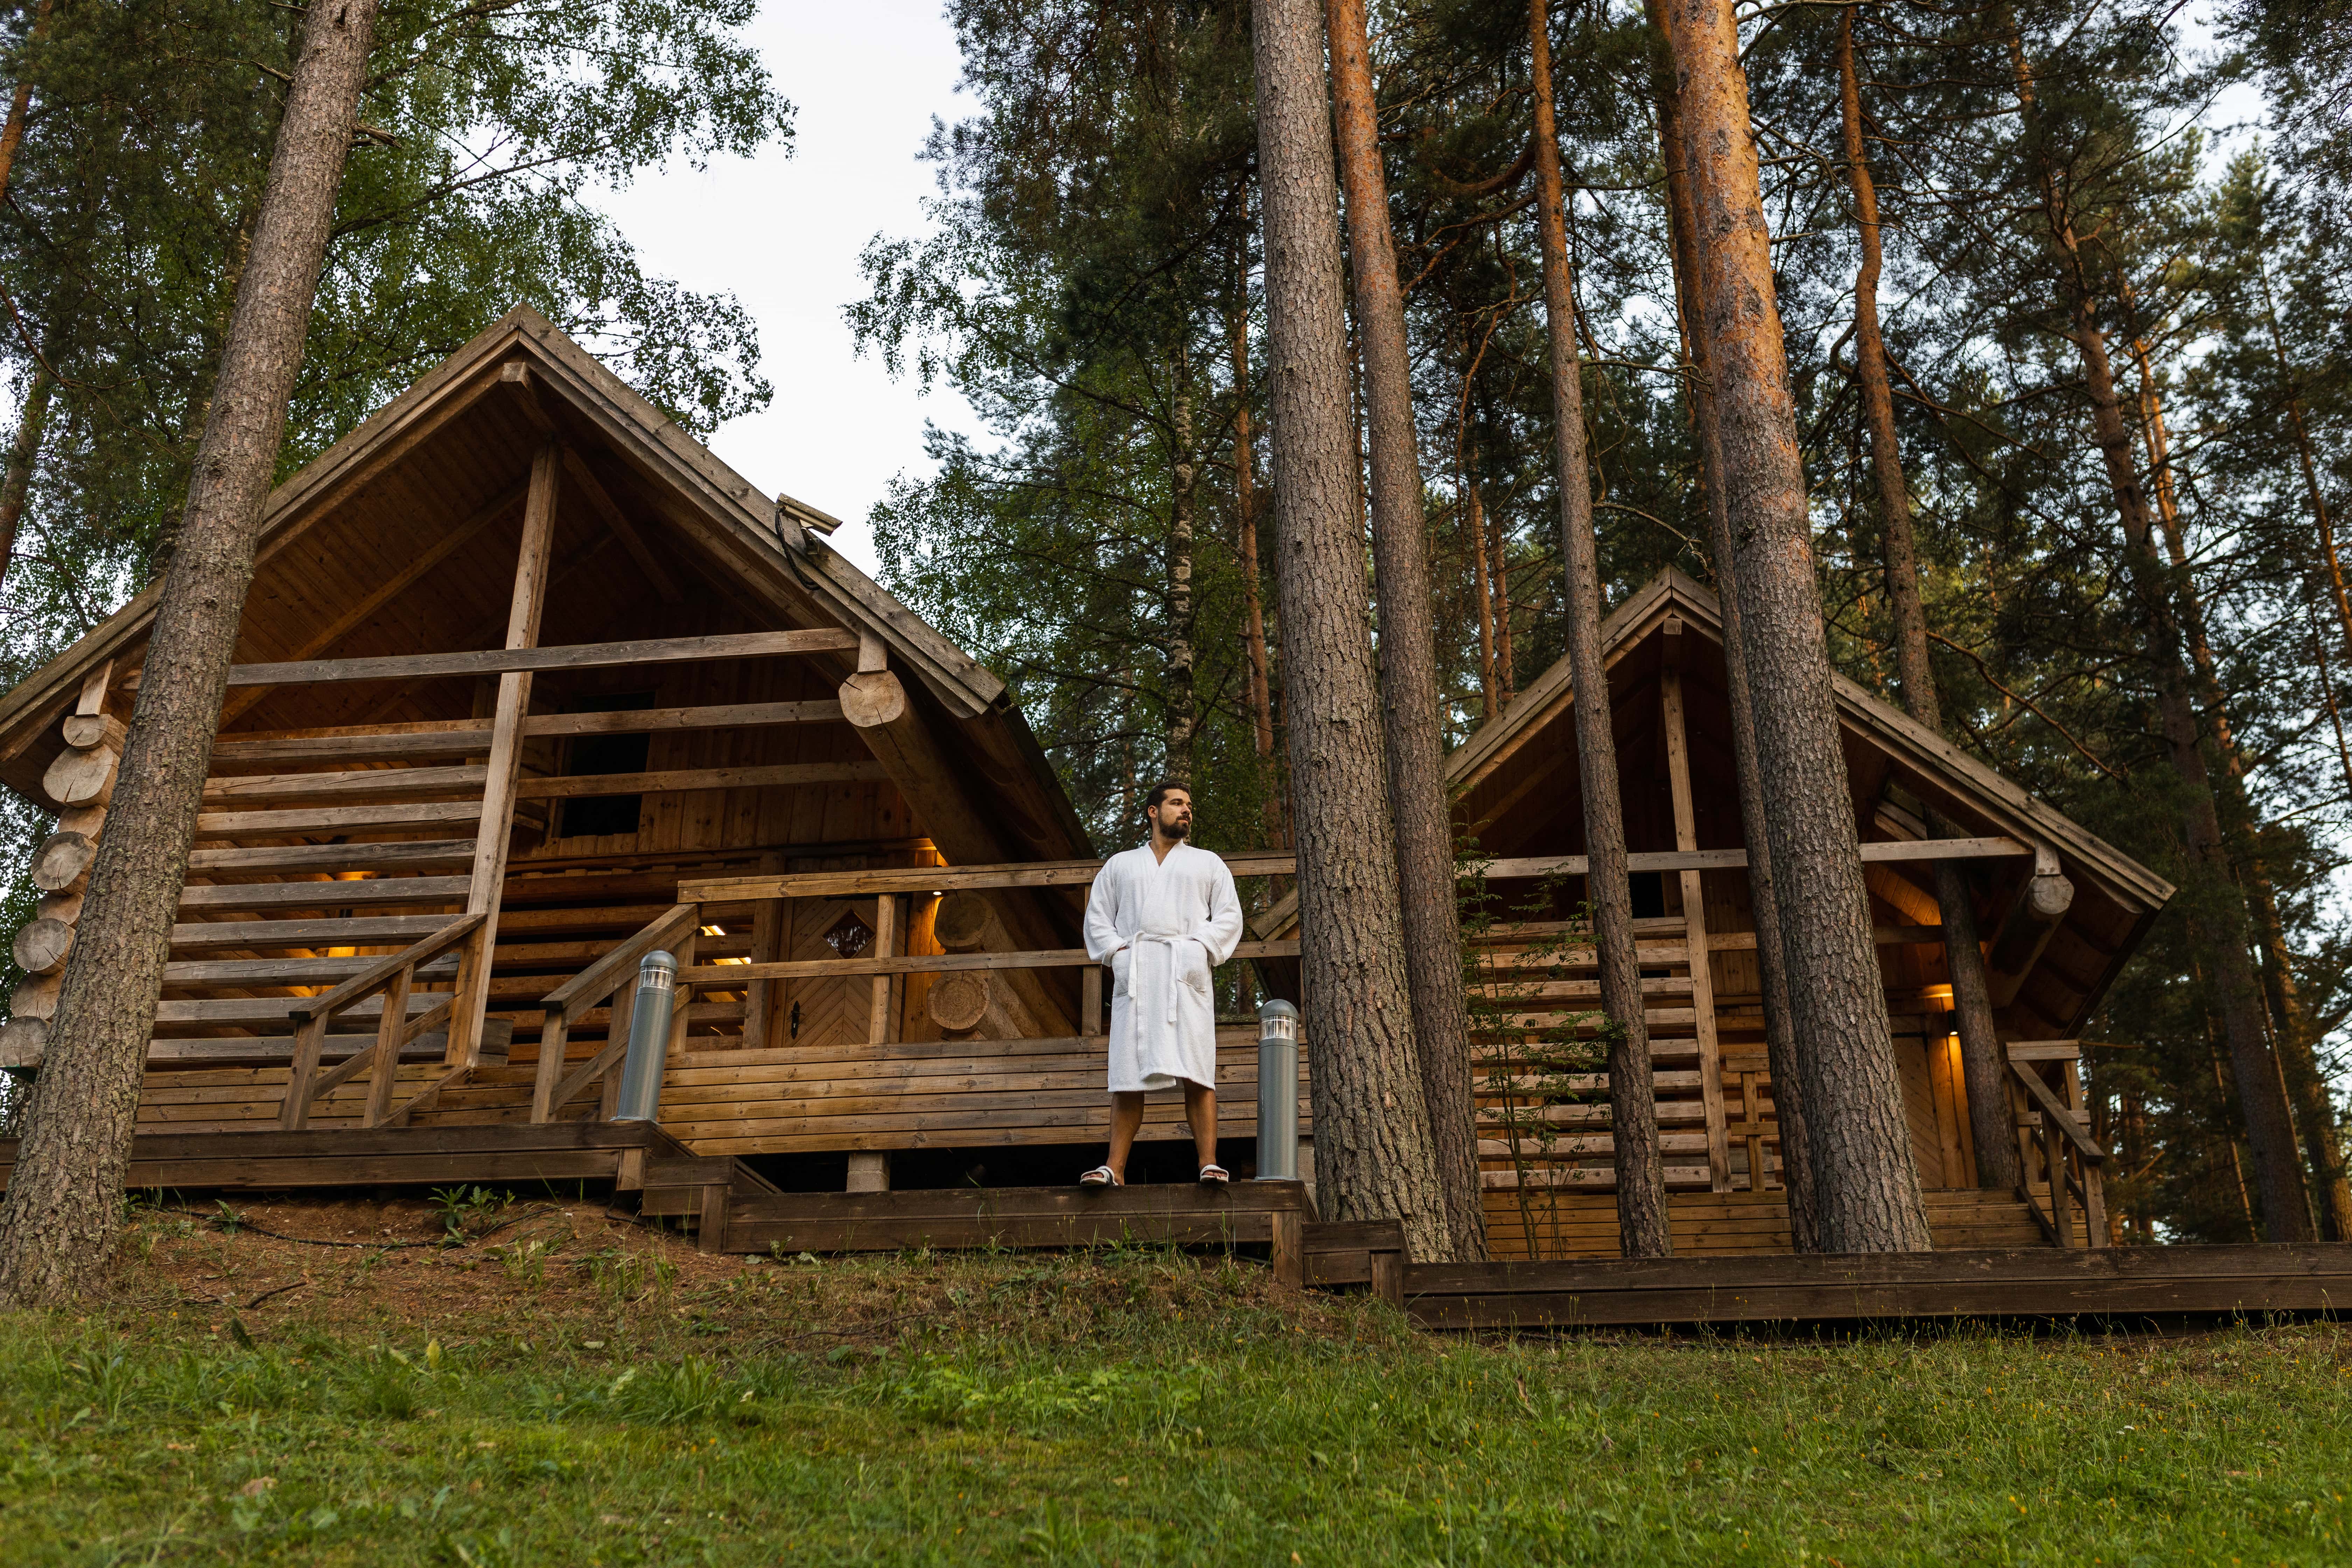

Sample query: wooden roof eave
[0,307,1052,829]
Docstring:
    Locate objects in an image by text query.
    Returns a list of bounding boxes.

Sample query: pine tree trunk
[1999,16,2309,1243]
[0,0,381,1306]
[1326,0,1485,1260]
[1532,0,1669,1256]
[1467,462,1499,720]
[1230,284,1282,848]
[1248,0,1447,1259]
[1666,0,1929,1252]
[1167,353,1198,774]
[1836,9,2019,1196]
[0,363,52,593]
[2062,275,2310,1240]
[1646,0,1817,1248]
[2127,310,2352,1238]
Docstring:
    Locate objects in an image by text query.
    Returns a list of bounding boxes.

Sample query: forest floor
[0,1191,2344,1565]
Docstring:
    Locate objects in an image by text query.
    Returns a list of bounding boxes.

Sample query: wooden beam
[525,700,842,739]
[562,446,682,603]
[453,444,560,1068]
[512,762,886,800]
[1661,664,1732,1193]
[680,939,1299,984]
[680,850,1300,903]
[224,628,861,688]
[867,894,899,1045]
[219,480,526,725]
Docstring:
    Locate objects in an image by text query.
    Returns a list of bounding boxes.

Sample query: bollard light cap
[1256,997,1298,1038]
[638,950,678,989]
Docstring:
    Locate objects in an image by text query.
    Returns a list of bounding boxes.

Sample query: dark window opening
[824,909,873,959]
[556,691,655,838]
[1628,871,1666,920]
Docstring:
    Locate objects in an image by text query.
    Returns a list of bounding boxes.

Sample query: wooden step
[211,728,493,770]
[201,765,486,806]
[169,914,454,952]
[163,954,465,988]
[186,839,478,877]
[154,991,454,1029]
[178,876,470,914]
[194,800,484,841]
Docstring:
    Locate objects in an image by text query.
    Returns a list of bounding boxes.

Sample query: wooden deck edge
[1404,1246,2352,1328]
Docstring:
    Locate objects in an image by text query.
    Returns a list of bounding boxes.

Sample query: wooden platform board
[1406,1244,2352,1329]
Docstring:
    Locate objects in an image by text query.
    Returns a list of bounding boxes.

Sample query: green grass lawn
[0,1196,2346,1564]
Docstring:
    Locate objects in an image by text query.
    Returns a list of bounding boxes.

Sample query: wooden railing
[278,912,486,1131]
[531,903,699,1122]
[516,860,1305,1142]
[2008,1042,2108,1247]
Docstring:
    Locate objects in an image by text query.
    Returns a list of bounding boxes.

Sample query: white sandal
[1198,1164,1231,1186]
[1079,1166,1121,1187]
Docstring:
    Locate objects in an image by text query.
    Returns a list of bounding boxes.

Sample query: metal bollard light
[1255,998,1300,1181]
[611,950,678,1122]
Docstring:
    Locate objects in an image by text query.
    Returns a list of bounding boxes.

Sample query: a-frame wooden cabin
[1276,569,2172,1261]
[1454,570,2173,1256]
[0,308,1288,1190]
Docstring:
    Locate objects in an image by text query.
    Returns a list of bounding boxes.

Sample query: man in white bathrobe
[1078,782,1245,1186]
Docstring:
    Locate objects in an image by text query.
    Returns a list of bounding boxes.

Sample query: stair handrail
[2007,1051,2109,1248]
[532,902,700,1122]
[278,911,488,1131]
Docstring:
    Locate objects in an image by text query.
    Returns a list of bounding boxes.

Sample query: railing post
[612,951,679,1123]
[1256,999,1299,1181]
[362,962,413,1127]
[280,1013,330,1131]
[531,1006,571,1124]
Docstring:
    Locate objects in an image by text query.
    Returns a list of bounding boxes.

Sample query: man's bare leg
[1184,1080,1217,1171]
[1105,1091,1145,1181]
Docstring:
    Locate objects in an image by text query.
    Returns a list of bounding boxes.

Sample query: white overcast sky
[589,1,985,578]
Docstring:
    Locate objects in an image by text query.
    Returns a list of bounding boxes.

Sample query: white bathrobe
[1083,842,1245,1093]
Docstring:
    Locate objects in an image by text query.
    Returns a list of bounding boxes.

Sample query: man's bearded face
[1152,792,1192,839]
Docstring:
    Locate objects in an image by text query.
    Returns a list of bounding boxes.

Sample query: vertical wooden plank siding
[1661,657,1733,1191]
[452,443,562,1065]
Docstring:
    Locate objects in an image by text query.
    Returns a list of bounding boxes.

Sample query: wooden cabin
[0,308,1300,1194]
[1393,569,2172,1258]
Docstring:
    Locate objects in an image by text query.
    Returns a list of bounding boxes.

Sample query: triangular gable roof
[1450,568,2173,919]
[0,307,1089,862]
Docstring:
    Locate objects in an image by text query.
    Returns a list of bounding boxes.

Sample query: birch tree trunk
[0,0,381,1306]
[1666,0,1929,1251]
[1326,0,1485,1261]
[1532,0,1669,1256]
[1836,8,2018,1195]
[1249,0,1447,1258]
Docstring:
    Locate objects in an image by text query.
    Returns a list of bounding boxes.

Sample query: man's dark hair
[1144,779,1190,814]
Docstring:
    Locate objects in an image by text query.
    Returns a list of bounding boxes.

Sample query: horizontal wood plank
[225,630,861,687]
[512,763,886,800]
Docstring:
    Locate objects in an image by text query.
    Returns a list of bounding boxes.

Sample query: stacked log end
[5,685,121,1068]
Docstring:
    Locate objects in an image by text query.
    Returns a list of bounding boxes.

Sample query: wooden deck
[1406,1244,2352,1329]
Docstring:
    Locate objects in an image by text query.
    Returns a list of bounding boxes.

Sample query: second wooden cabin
[1421,570,2172,1258]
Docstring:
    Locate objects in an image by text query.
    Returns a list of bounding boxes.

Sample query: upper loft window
[557,691,656,838]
